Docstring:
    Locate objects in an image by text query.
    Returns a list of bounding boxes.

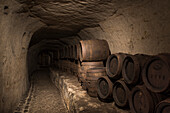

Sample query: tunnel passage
[0,0,170,113]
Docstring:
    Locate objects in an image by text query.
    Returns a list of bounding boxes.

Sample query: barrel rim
[97,76,113,99]
[129,85,154,113]
[142,56,170,93]
[112,80,130,107]
[155,98,170,113]
[106,54,123,79]
[122,55,140,85]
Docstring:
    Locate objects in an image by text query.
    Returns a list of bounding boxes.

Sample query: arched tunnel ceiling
[20,0,146,49]
[17,0,119,32]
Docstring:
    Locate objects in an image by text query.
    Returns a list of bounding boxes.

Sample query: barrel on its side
[155,98,170,113]
[106,53,127,79]
[112,80,130,107]
[142,54,170,93]
[97,76,114,101]
[79,39,110,62]
[86,67,106,97]
[76,44,80,60]
[122,54,150,85]
[129,85,164,113]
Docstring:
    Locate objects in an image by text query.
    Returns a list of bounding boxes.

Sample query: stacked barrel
[55,39,110,96]
[54,40,170,113]
[96,53,170,113]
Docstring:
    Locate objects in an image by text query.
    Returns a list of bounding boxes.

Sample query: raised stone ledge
[49,68,130,113]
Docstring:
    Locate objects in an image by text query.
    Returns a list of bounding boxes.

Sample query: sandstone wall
[78,0,170,55]
[0,1,44,112]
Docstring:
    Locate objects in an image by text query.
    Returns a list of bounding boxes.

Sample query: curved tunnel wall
[0,0,170,112]
[0,1,45,112]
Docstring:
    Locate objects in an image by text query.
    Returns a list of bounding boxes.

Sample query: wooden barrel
[67,45,71,59]
[122,54,150,85]
[79,39,110,62]
[112,80,130,107]
[70,45,74,59]
[97,76,113,100]
[129,85,163,113]
[106,53,127,79]
[78,61,104,82]
[142,54,170,93]
[63,46,67,59]
[72,45,77,60]
[78,61,104,90]
[155,98,170,113]
[86,67,106,97]
[62,47,65,59]
[64,46,68,59]
[76,43,81,60]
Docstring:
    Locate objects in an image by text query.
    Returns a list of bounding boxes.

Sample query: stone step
[50,68,130,113]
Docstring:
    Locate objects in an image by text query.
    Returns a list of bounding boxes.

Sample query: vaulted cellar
[0,0,170,113]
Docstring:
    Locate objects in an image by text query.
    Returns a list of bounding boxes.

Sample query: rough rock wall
[0,1,44,112]
[78,0,170,55]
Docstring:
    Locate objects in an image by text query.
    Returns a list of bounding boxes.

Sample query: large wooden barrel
[64,46,69,59]
[72,45,77,60]
[67,45,72,59]
[129,85,163,113]
[78,61,104,90]
[78,61,104,82]
[76,43,81,60]
[70,45,74,59]
[106,53,127,79]
[142,54,170,93]
[79,39,110,62]
[122,54,150,85]
[86,67,106,97]
[155,98,170,113]
[112,80,130,107]
[63,46,67,59]
[97,76,113,101]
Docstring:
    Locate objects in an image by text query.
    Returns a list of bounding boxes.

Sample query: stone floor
[13,69,67,113]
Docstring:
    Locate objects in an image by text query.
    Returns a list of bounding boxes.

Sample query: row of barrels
[55,39,110,91]
[54,39,110,62]
[86,53,170,113]
[54,39,170,113]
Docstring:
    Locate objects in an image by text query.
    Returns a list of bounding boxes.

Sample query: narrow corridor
[15,69,67,113]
